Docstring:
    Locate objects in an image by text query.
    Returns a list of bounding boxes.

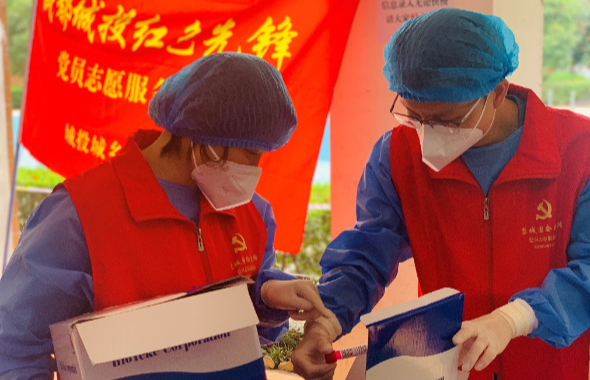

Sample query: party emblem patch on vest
[232,233,247,253]
[230,233,257,277]
[535,199,552,220]
[521,199,563,250]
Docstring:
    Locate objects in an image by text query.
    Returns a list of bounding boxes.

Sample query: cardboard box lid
[73,281,259,365]
[360,288,459,326]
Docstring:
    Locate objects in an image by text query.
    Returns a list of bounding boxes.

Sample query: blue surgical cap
[148,53,298,151]
[383,8,519,103]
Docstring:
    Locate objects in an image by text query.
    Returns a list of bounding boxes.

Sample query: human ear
[492,80,510,109]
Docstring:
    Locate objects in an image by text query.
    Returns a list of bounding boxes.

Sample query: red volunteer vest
[61,130,266,311]
[390,85,590,380]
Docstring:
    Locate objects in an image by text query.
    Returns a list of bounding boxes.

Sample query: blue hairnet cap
[148,53,298,151]
[383,8,519,103]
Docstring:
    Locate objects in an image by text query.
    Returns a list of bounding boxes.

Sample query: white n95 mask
[417,96,495,172]
[191,144,262,211]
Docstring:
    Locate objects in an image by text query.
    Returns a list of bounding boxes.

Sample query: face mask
[190,144,262,211]
[418,96,496,172]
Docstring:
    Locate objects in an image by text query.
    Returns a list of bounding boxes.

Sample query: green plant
[15,168,64,229]
[16,168,64,188]
[309,182,330,204]
[16,190,49,231]
[542,71,590,105]
[262,329,303,367]
[7,0,33,77]
[543,0,587,72]
[275,183,332,277]
[11,86,23,109]
[276,209,331,277]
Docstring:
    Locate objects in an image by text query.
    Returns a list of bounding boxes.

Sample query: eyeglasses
[390,94,486,134]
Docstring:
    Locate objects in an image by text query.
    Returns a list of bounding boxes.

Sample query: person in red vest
[0,53,337,379]
[291,8,590,380]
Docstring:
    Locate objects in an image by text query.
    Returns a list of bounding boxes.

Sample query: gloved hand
[453,311,513,372]
[260,279,335,321]
[292,318,340,380]
[452,299,538,372]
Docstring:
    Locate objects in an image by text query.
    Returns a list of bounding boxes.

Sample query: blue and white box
[50,279,266,380]
[360,288,465,380]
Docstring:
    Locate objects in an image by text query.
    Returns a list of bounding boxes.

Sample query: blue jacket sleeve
[250,194,294,345]
[511,177,590,348]
[317,131,412,336]
[0,187,94,380]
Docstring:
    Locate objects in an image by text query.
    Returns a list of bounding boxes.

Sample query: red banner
[21,0,360,253]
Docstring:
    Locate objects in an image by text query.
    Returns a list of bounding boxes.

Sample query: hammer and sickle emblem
[232,233,247,253]
[536,199,553,221]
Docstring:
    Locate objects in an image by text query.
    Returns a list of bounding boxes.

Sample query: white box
[50,278,267,380]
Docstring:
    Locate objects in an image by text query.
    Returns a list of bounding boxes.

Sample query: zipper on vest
[197,227,205,251]
[484,197,496,321]
[196,227,213,283]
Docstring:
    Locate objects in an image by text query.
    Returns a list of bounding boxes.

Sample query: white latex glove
[260,279,336,321]
[452,299,538,372]
[292,318,341,380]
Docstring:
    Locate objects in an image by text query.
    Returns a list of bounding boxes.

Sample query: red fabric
[61,130,266,310]
[21,0,360,253]
[389,85,590,380]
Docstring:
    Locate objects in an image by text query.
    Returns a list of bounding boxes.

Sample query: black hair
[160,135,181,156]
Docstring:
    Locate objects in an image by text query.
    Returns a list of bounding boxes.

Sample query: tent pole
[0,0,16,272]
